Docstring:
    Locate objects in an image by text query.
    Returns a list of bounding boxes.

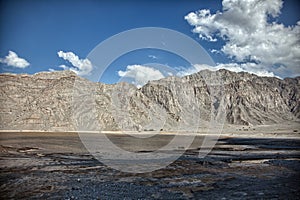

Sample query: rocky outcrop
[142,69,299,126]
[0,69,299,131]
[0,71,77,131]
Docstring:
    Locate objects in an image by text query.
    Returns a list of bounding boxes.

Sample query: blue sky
[0,0,299,85]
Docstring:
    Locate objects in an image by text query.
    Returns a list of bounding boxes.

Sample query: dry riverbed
[0,130,300,199]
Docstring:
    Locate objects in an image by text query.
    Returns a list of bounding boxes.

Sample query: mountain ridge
[0,69,299,131]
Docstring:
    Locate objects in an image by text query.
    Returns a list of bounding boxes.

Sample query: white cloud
[210,49,220,54]
[118,65,165,88]
[148,55,158,59]
[185,0,300,77]
[0,51,30,68]
[177,63,278,78]
[57,51,93,76]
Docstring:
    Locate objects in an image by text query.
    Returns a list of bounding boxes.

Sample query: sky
[0,0,299,86]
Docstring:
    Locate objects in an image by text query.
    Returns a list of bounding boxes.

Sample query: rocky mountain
[0,69,299,131]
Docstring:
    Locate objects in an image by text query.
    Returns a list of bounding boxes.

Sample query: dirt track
[0,132,300,199]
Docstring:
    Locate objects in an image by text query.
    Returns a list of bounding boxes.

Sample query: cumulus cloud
[0,51,30,68]
[118,65,165,88]
[177,63,278,78]
[57,51,93,76]
[185,0,300,77]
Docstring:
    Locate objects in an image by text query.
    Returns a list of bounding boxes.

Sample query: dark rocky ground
[0,132,299,199]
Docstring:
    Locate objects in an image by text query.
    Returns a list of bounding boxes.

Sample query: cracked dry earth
[0,132,300,199]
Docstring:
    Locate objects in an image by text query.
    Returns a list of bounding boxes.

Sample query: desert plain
[1,123,299,199]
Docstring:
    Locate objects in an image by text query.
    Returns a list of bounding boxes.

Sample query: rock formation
[0,69,299,131]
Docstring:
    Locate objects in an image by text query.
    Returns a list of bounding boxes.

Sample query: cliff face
[0,71,76,131]
[0,69,299,131]
[142,69,300,126]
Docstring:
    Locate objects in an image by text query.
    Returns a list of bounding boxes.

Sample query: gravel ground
[0,132,299,199]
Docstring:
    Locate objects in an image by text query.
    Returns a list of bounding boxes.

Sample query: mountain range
[0,69,299,131]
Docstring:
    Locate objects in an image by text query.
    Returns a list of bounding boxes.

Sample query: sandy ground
[0,126,300,199]
[2,121,299,136]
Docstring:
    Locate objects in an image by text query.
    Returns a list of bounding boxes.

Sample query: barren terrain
[1,126,299,199]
